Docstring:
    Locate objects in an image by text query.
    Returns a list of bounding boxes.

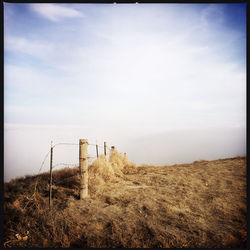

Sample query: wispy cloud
[30,4,83,22]
[5,35,54,59]
[4,4,246,129]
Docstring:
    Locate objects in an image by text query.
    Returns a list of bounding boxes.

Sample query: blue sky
[4,3,246,181]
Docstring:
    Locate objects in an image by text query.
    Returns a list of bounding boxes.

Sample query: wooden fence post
[96,141,99,158]
[49,141,53,209]
[104,141,107,157]
[110,146,115,161]
[79,139,88,199]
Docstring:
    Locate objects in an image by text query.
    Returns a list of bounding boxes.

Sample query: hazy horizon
[4,3,246,182]
[4,124,246,182]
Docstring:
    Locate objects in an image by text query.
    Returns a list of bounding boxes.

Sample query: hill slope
[3,155,246,248]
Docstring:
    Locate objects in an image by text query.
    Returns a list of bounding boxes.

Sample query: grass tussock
[88,149,137,194]
[109,148,137,175]
[3,155,246,248]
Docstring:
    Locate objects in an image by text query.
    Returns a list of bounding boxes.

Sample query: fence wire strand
[53,143,78,148]
[88,143,111,151]
[33,141,112,197]
[32,148,51,197]
[53,142,111,151]
[36,142,109,174]
[38,149,51,174]
[24,141,112,211]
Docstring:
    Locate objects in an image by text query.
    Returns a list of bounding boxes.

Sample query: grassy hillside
[3,153,246,248]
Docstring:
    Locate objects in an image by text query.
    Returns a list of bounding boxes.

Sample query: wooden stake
[79,139,88,199]
[110,146,115,159]
[96,140,99,158]
[49,141,53,209]
[104,141,107,156]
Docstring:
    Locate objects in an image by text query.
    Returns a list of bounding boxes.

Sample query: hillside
[3,153,246,248]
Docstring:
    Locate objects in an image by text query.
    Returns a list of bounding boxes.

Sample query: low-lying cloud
[4,124,246,182]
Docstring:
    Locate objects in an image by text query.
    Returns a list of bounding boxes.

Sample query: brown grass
[3,154,246,248]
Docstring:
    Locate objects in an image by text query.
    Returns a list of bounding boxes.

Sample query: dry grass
[3,154,246,248]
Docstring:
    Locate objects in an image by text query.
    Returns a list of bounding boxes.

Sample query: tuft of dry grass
[109,148,137,175]
[3,155,246,248]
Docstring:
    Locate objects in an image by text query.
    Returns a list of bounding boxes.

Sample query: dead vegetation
[3,152,246,248]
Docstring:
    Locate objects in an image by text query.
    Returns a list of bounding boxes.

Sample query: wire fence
[37,141,111,174]
[31,140,113,200]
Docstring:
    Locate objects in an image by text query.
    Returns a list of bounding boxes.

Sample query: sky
[4,3,246,182]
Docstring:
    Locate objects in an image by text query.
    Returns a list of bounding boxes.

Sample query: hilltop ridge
[3,156,246,248]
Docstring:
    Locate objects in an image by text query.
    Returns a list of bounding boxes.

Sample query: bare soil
[3,156,246,248]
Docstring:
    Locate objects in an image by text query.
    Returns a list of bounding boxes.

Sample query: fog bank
[4,124,245,182]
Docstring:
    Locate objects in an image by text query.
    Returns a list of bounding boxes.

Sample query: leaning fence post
[79,139,88,199]
[49,141,53,209]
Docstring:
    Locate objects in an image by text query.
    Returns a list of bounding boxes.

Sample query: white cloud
[30,4,83,22]
[4,35,85,71]
[5,35,54,61]
[4,64,62,95]
[4,4,246,129]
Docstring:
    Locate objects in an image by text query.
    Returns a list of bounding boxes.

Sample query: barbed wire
[52,155,97,169]
[38,149,51,174]
[53,142,112,152]
[87,143,111,151]
[37,142,111,175]
[27,141,113,210]
[34,141,112,189]
[52,154,97,168]
[32,148,52,197]
[51,158,97,186]
[53,143,78,148]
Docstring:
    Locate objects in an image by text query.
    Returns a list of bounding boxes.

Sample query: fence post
[110,146,115,159]
[79,139,88,199]
[49,141,53,209]
[96,141,99,158]
[104,141,107,157]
